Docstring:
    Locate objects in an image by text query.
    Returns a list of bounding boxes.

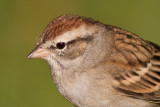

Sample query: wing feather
[108,27,160,103]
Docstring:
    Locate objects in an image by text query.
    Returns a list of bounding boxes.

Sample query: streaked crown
[38,15,100,44]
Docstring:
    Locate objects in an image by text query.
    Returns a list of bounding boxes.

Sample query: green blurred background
[1,0,160,107]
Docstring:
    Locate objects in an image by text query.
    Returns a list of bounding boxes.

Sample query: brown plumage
[39,15,99,44]
[28,15,160,107]
[107,26,160,104]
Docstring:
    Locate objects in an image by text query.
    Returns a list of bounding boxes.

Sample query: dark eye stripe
[49,36,93,50]
[67,39,77,45]
[67,36,93,45]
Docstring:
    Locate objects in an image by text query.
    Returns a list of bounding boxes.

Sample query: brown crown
[38,15,100,44]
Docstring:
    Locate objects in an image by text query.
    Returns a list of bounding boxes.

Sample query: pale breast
[51,67,154,107]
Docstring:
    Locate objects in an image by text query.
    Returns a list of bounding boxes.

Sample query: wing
[107,26,160,103]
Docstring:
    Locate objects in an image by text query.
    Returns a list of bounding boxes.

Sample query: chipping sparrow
[27,15,160,107]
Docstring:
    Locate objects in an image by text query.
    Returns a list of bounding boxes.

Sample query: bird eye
[56,42,66,49]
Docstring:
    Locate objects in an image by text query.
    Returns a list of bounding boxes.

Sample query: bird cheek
[27,46,50,59]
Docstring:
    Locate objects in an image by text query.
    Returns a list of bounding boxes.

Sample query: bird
[27,14,160,107]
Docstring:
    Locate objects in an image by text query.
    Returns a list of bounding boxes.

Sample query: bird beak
[27,45,49,59]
